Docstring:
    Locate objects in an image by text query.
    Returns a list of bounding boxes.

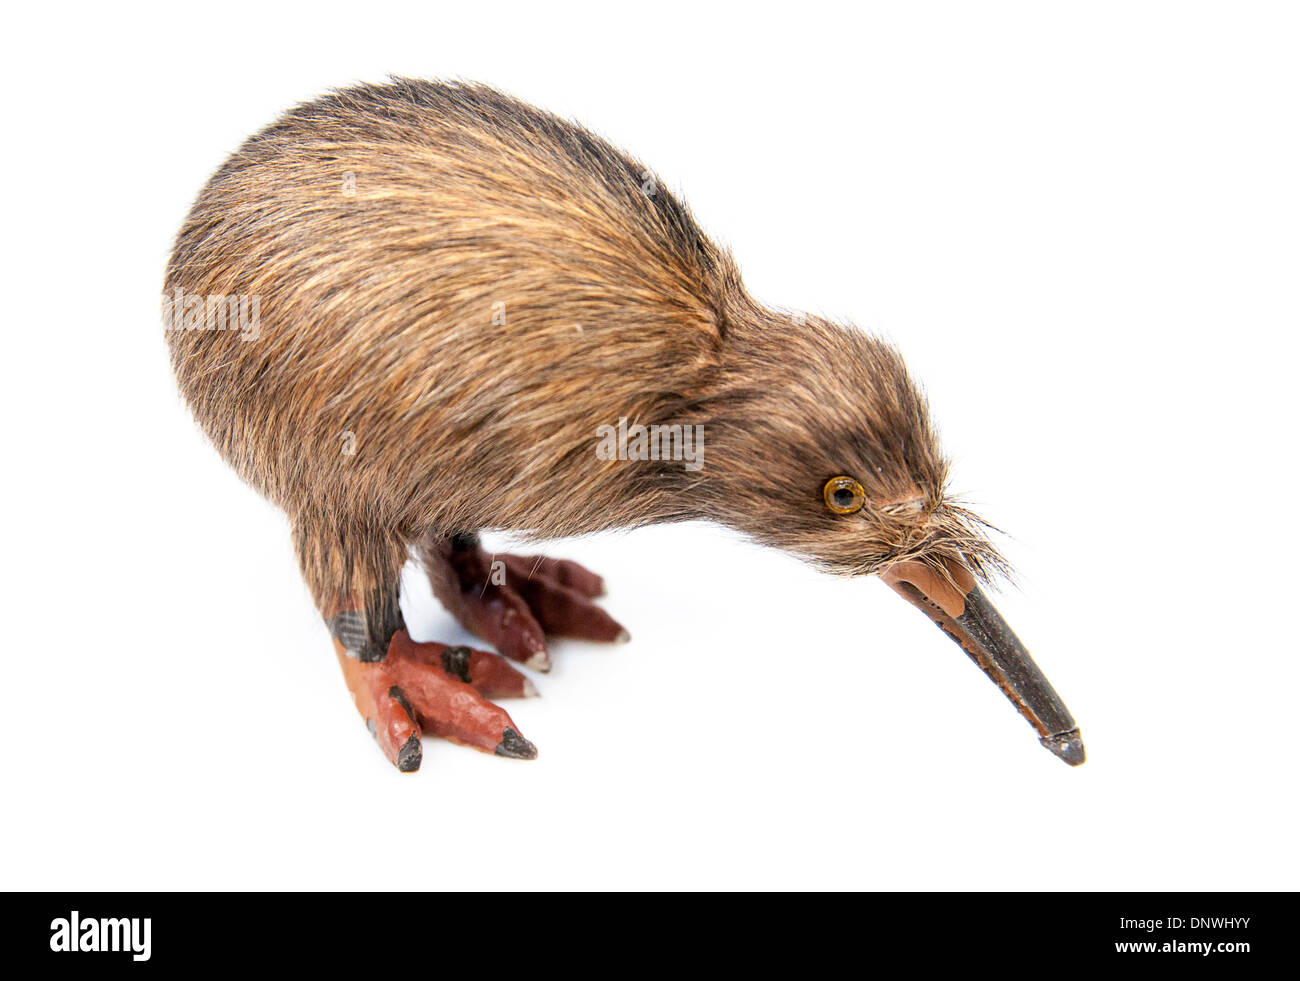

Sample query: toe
[509,575,629,643]
[335,636,424,772]
[387,636,538,758]
[396,637,540,699]
[373,683,424,772]
[481,585,552,670]
[461,647,541,699]
[502,554,606,597]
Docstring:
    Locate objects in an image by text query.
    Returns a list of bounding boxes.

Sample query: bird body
[168,80,725,546]
[166,79,1084,771]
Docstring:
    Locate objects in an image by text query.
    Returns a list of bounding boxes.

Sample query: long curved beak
[881,559,1085,766]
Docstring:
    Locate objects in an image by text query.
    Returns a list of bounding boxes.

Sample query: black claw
[494,727,538,760]
[397,732,422,772]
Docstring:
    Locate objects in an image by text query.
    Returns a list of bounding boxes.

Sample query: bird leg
[295,520,537,772]
[419,532,628,673]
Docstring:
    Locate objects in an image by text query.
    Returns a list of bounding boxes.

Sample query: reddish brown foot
[423,536,627,673]
[333,627,538,772]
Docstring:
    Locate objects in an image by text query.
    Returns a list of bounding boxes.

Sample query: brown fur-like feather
[165,78,1003,640]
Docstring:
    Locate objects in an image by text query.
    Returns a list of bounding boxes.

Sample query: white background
[2,2,1297,890]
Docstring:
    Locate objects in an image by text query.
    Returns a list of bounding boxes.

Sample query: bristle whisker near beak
[940,502,1015,585]
[884,498,1014,590]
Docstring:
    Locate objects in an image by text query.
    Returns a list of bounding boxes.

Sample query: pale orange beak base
[881,559,1085,766]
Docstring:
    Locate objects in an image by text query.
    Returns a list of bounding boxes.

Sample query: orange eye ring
[823,476,866,515]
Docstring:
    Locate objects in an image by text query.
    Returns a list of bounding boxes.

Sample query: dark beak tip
[1040,728,1087,766]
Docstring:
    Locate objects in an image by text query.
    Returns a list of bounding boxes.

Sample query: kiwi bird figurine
[165,79,1084,772]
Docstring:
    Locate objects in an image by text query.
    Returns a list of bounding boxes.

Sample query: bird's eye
[823,476,866,515]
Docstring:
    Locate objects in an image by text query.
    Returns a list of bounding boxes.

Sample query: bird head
[693,309,1084,765]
